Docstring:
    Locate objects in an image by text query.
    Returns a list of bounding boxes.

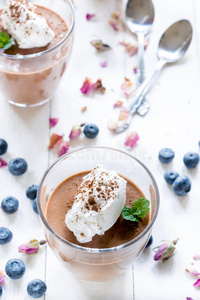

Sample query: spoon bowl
[158,19,193,62]
[126,0,155,34]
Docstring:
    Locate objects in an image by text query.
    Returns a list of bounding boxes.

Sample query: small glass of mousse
[0,0,75,107]
[37,147,160,282]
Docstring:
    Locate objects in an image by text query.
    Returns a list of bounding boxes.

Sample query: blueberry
[8,158,28,176]
[26,185,38,200]
[83,124,99,139]
[183,152,199,169]
[0,139,8,155]
[0,227,13,245]
[1,196,19,214]
[158,148,175,163]
[5,259,25,279]
[145,235,153,248]
[27,279,47,298]
[33,199,38,214]
[0,285,2,297]
[172,175,191,196]
[164,170,179,185]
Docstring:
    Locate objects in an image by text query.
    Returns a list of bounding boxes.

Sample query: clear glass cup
[0,0,75,107]
[37,147,160,282]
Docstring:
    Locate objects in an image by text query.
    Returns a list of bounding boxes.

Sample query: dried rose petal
[113,100,123,108]
[193,254,200,261]
[86,13,95,21]
[58,141,69,157]
[107,119,119,131]
[108,19,121,31]
[50,118,59,128]
[93,79,106,94]
[124,130,139,148]
[0,271,5,285]
[18,239,40,255]
[80,77,93,94]
[120,41,138,56]
[100,61,107,68]
[48,133,64,149]
[81,77,105,95]
[111,11,120,19]
[81,106,87,112]
[133,66,137,74]
[121,78,135,96]
[186,265,200,276]
[194,278,200,288]
[0,158,7,168]
[119,108,130,121]
[69,125,81,139]
[90,40,111,51]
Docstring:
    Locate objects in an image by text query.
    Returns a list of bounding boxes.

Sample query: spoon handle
[137,32,145,84]
[128,59,166,114]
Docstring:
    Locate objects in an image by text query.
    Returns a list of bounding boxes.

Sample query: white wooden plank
[46,0,135,299]
[134,0,200,299]
[0,102,50,299]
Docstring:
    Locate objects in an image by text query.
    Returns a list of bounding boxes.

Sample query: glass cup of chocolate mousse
[0,0,75,107]
[37,147,160,282]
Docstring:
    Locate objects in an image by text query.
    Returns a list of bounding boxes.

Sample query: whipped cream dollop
[2,0,55,49]
[65,165,127,243]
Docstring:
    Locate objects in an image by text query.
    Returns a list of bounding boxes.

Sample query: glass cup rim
[37,146,160,254]
[0,0,75,60]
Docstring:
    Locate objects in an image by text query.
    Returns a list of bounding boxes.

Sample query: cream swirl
[2,0,55,49]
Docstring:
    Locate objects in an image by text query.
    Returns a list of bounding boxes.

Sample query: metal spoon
[125,0,154,116]
[113,19,193,133]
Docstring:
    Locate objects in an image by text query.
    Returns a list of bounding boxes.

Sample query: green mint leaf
[131,198,150,218]
[122,206,139,222]
[3,37,14,50]
[121,197,150,222]
[0,32,13,50]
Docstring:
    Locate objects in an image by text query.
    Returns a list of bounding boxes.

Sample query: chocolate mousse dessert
[0,0,74,106]
[46,165,150,249]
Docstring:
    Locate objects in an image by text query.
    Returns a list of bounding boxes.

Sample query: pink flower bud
[69,125,82,139]
[18,239,40,255]
[153,238,178,262]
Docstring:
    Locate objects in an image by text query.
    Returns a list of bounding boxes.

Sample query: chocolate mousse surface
[46,171,150,249]
[0,5,68,55]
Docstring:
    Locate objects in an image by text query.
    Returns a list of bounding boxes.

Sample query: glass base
[8,96,52,108]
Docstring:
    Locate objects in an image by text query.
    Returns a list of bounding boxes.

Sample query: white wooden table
[1,0,200,299]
